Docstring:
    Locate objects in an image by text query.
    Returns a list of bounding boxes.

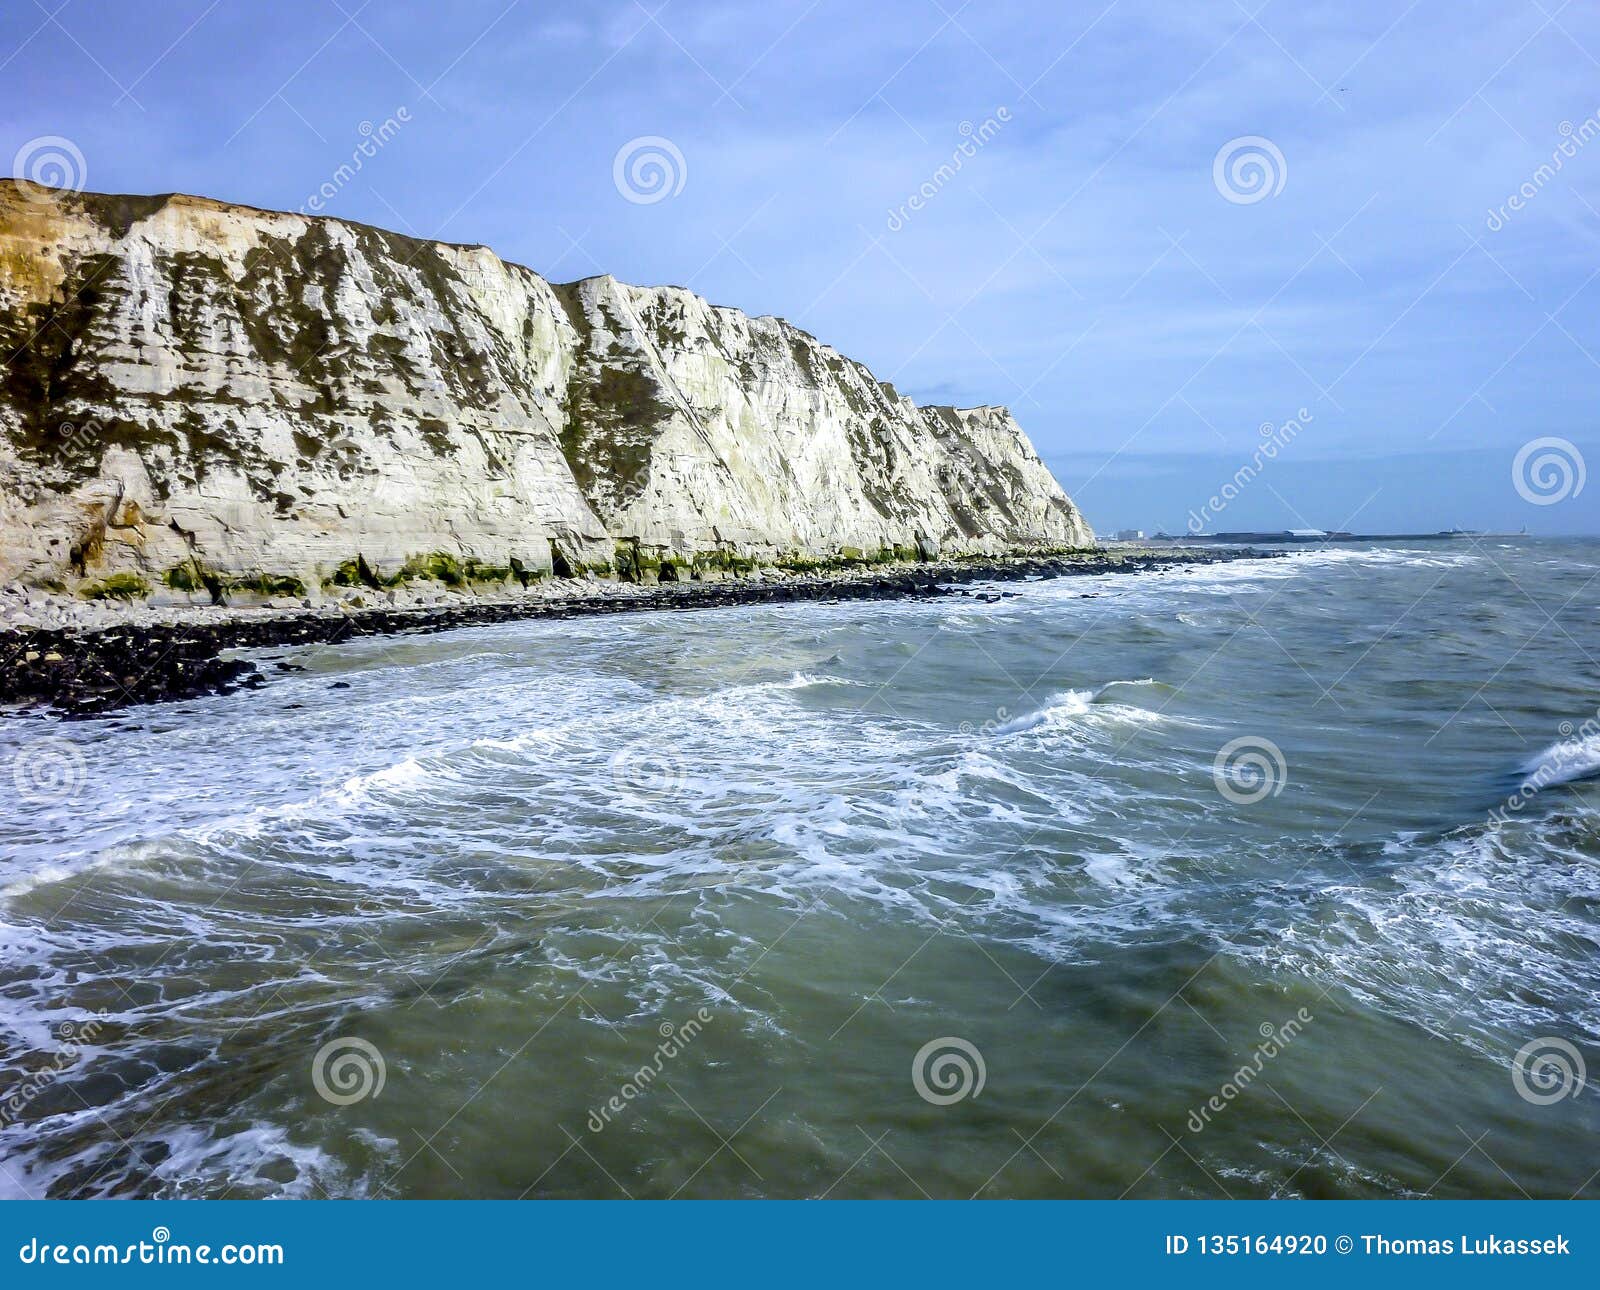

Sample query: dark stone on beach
[0,626,258,717]
[0,548,1279,718]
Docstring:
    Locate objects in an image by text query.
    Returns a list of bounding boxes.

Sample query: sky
[4,0,1597,536]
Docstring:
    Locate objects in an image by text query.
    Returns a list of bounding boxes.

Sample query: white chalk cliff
[0,183,1090,601]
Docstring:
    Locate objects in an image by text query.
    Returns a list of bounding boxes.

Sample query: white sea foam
[1517,730,1600,790]
[0,537,1593,1197]
[990,688,1095,735]
[1250,814,1600,1053]
[986,679,1188,739]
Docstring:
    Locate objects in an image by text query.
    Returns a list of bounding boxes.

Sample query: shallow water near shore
[0,538,1596,1198]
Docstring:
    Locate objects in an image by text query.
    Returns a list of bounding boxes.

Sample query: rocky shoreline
[0,547,1278,717]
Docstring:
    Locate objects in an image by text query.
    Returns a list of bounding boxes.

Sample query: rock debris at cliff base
[0,549,1276,716]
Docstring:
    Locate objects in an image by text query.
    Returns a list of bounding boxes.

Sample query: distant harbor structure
[1150,527,1503,545]
[1114,528,1146,541]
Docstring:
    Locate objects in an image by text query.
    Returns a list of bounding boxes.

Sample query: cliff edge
[0,183,1090,604]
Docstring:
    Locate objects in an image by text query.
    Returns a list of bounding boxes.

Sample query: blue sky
[5,0,1597,534]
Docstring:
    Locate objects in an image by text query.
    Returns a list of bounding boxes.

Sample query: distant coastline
[1143,528,1522,545]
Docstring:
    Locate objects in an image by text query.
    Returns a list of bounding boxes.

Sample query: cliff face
[0,183,1090,600]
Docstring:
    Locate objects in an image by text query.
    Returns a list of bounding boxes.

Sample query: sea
[0,538,1596,1198]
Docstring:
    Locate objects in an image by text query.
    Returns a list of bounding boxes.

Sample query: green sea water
[0,539,1596,1197]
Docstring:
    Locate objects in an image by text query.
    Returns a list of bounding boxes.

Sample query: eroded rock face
[0,182,1091,600]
